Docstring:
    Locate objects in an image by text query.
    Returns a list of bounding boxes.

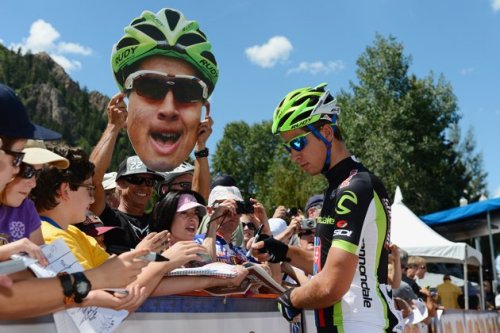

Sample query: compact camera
[236,200,254,214]
[300,218,316,230]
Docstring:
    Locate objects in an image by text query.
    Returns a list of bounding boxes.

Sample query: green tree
[338,34,485,214]
[212,120,328,213]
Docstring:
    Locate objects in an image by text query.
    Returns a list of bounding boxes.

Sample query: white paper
[29,238,128,333]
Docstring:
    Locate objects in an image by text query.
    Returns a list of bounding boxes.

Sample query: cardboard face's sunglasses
[124,70,208,103]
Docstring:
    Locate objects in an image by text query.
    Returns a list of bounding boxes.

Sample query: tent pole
[479,264,485,310]
[487,211,497,293]
[464,262,469,310]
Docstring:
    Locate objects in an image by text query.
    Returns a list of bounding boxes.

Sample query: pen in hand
[246,224,264,258]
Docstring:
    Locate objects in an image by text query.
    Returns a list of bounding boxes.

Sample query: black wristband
[194,147,209,158]
[57,272,74,305]
[57,272,73,297]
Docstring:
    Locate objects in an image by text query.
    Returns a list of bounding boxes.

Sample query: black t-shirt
[100,205,152,254]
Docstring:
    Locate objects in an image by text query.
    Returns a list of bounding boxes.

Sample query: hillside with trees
[0,44,133,170]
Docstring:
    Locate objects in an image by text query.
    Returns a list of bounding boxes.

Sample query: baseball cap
[208,185,243,206]
[211,174,237,189]
[0,83,62,140]
[22,140,69,169]
[177,194,207,216]
[102,172,117,191]
[268,218,287,236]
[304,194,324,212]
[160,162,194,185]
[116,155,163,180]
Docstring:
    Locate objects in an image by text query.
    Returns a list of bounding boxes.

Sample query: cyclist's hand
[277,288,301,322]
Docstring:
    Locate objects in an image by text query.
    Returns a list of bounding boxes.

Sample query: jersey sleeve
[330,175,374,255]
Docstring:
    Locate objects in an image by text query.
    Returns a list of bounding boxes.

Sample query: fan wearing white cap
[0,140,68,247]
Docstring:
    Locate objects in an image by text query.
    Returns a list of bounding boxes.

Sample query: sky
[0,0,499,203]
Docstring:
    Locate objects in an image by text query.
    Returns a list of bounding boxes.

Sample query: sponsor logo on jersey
[335,191,358,215]
[358,240,372,307]
[336,220,348,228]
[339,169,358,188]
[333,229,353,237]
[316,216,335,225]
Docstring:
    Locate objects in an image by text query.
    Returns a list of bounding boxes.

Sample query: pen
[246,224,264,258]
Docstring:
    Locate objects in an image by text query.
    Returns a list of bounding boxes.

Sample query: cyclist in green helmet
[111,8,218,172]
[253,84,403,332]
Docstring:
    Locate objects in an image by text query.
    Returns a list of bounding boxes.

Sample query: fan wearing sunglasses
[110,8,218,172]
[253,83,401,332]
[92,155,168,254]
[0,140,69,246]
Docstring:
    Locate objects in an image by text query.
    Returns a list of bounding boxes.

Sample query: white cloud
[492,0,500,12]
[57,42,92,56]
[50,55,82,72]
[245,36,293,68]
[287,60,345,75]
[8,19,92,72]
[459,67,475,76]
[495,186,500,198]
[0,38,4,45]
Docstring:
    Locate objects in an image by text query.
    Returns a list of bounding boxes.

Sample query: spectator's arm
[388,243,401,289]
[28,226,45,246]
[192,108,213,201]
[90,93,127,216]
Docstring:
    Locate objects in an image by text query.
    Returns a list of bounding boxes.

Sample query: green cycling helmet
[111,8,218,96]
[272,83,340,134]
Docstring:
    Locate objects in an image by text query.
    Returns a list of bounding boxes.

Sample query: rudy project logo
[336,220,348,228]
[339,169,358,188]
[335,191,358,215]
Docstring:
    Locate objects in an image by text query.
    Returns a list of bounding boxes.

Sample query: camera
[236,200,254,214]
[300,218,316,230]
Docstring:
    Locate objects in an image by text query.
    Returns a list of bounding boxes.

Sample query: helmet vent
[177,33,206,47]
[131,17,146,26]
[201,51,217,66]
[324,94,334,104]
[135,24,165,41]
[164,9,181,31]
[197,29,207,39]
[117,37,139,49]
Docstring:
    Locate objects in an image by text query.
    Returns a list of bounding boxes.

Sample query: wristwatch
[72,272,92,303]
[194,147,209,158]
[57,272,75,305]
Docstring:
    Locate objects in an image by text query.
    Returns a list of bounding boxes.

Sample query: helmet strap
[306,124,331,174]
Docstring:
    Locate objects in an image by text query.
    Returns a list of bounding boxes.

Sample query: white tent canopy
[390,187,484,309]
[391,187,482,266]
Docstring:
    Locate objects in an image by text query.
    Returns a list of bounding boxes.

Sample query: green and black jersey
[313,156,402,333]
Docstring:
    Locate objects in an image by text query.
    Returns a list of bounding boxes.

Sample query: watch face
[76,280,91,294]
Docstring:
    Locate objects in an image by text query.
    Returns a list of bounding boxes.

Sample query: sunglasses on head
[283,131,312,153]
[124,70,208,103]
[19,163,41,179]
[159,181,192,196]
[4,149,25,167]
[241,222,256,231]
[124,175,156,187]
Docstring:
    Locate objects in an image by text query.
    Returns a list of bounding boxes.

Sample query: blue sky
[1,0,499,203]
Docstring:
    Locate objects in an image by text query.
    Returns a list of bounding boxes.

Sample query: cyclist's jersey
[313,156,402,333]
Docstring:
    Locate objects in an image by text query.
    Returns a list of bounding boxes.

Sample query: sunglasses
[283,131,312,153]
[124,70,208,103]
[241,222,256,231]
[19,163,41,179]
[4,149,25,167]
[124,175,156,187]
